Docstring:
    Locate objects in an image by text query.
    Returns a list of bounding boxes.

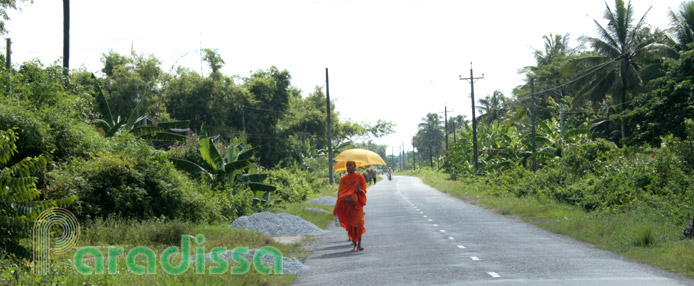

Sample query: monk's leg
[350,228,364,251]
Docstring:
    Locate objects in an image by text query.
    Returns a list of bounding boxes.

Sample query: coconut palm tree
[534,33,573,67]
[575,0,666,141]
[477,90,508,125]
[415,113,444,168]
[669,1,694,51]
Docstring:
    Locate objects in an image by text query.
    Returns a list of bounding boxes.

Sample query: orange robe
[333,173,367,242]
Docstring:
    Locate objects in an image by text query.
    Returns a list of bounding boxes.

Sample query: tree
[243,67,294,167]
[626,48,694,145]
[0,0,29,35]
[477,90,508,125]
[533,33,573,67]
[669,1,694,51]
[414,113,444,167]
[576,0,666,141]
[202,48,225,77]
[92,75,190,142]
[99,51,165,121]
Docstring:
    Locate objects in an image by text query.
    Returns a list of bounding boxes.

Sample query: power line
[530,57,621,96]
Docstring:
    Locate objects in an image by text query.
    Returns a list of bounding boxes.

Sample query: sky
[4,0,687,154]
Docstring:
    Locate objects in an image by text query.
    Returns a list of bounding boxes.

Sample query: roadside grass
[401,169,694,279]
[2,184,342,285]
[1,219,302,286]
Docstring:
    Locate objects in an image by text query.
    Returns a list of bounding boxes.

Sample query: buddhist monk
[333,161,367,252]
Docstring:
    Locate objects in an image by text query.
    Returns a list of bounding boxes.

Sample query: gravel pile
[190,248,309,274]
[306,196,336,206]
[230,212,328,236]
[305,207,329,214]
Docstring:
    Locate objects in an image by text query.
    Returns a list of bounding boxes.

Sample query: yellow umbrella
[332,148,386,172]
[332,160,370,172]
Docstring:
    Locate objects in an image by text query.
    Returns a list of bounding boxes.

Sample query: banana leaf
[169,158,212,180]
[248,182,277,192]
[237,173,268,183]
[122,93,147,132]
[199,137,222,170]
[92,74,114,126]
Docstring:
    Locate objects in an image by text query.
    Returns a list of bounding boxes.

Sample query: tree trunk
[429,144,433,168]
[620,77,626,141]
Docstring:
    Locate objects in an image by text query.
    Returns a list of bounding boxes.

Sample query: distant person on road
[333,161,367,252]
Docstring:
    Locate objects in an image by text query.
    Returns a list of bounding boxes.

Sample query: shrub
[265,165,326,203]
[47,135,215,222]
[0,101,54,161]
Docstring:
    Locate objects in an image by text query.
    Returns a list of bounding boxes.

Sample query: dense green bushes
[46,134,223,222]
[485,136,694,225]
[265,165,328,203]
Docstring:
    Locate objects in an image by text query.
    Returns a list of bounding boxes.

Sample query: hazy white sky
[4,0,686,153]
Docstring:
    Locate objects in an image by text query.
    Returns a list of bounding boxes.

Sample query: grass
[400,168,694,279]
[2,220,300,285]
[1,183,340,285]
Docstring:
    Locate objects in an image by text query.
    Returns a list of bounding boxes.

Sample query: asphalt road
[293,175,694,286]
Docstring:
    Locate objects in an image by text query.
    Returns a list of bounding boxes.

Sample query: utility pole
[530,78,537,172]
[452,116,456,144]
[5,38,10,70]
[460,63,483,170]
[391,147,394,171]
[63,0,69,75]
[5,38,10,94]
[326,68,334,184]
[444,106,448,151]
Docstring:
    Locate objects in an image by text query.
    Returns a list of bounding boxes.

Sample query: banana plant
[91,74,190,141]
[170,124,276,202]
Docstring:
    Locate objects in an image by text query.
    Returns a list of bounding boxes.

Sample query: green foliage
[80,217,195,246]
[265,164,328,203]
[0,0,29,35]
[483,135,694,222]
[444,116,588,177]
[0,100,54,160]
[47,135,214,222]
[99,51,165,121]
[0,128,72,261]
[626,48,694,145]
[414,113,444,168]
[92,74,190,142]
[170,126,278,207]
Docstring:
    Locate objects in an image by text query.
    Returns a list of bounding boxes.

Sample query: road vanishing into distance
[293,175,694,286]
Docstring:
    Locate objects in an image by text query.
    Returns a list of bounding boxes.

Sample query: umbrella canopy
[333,148,386,171]
[332,160,371,172]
